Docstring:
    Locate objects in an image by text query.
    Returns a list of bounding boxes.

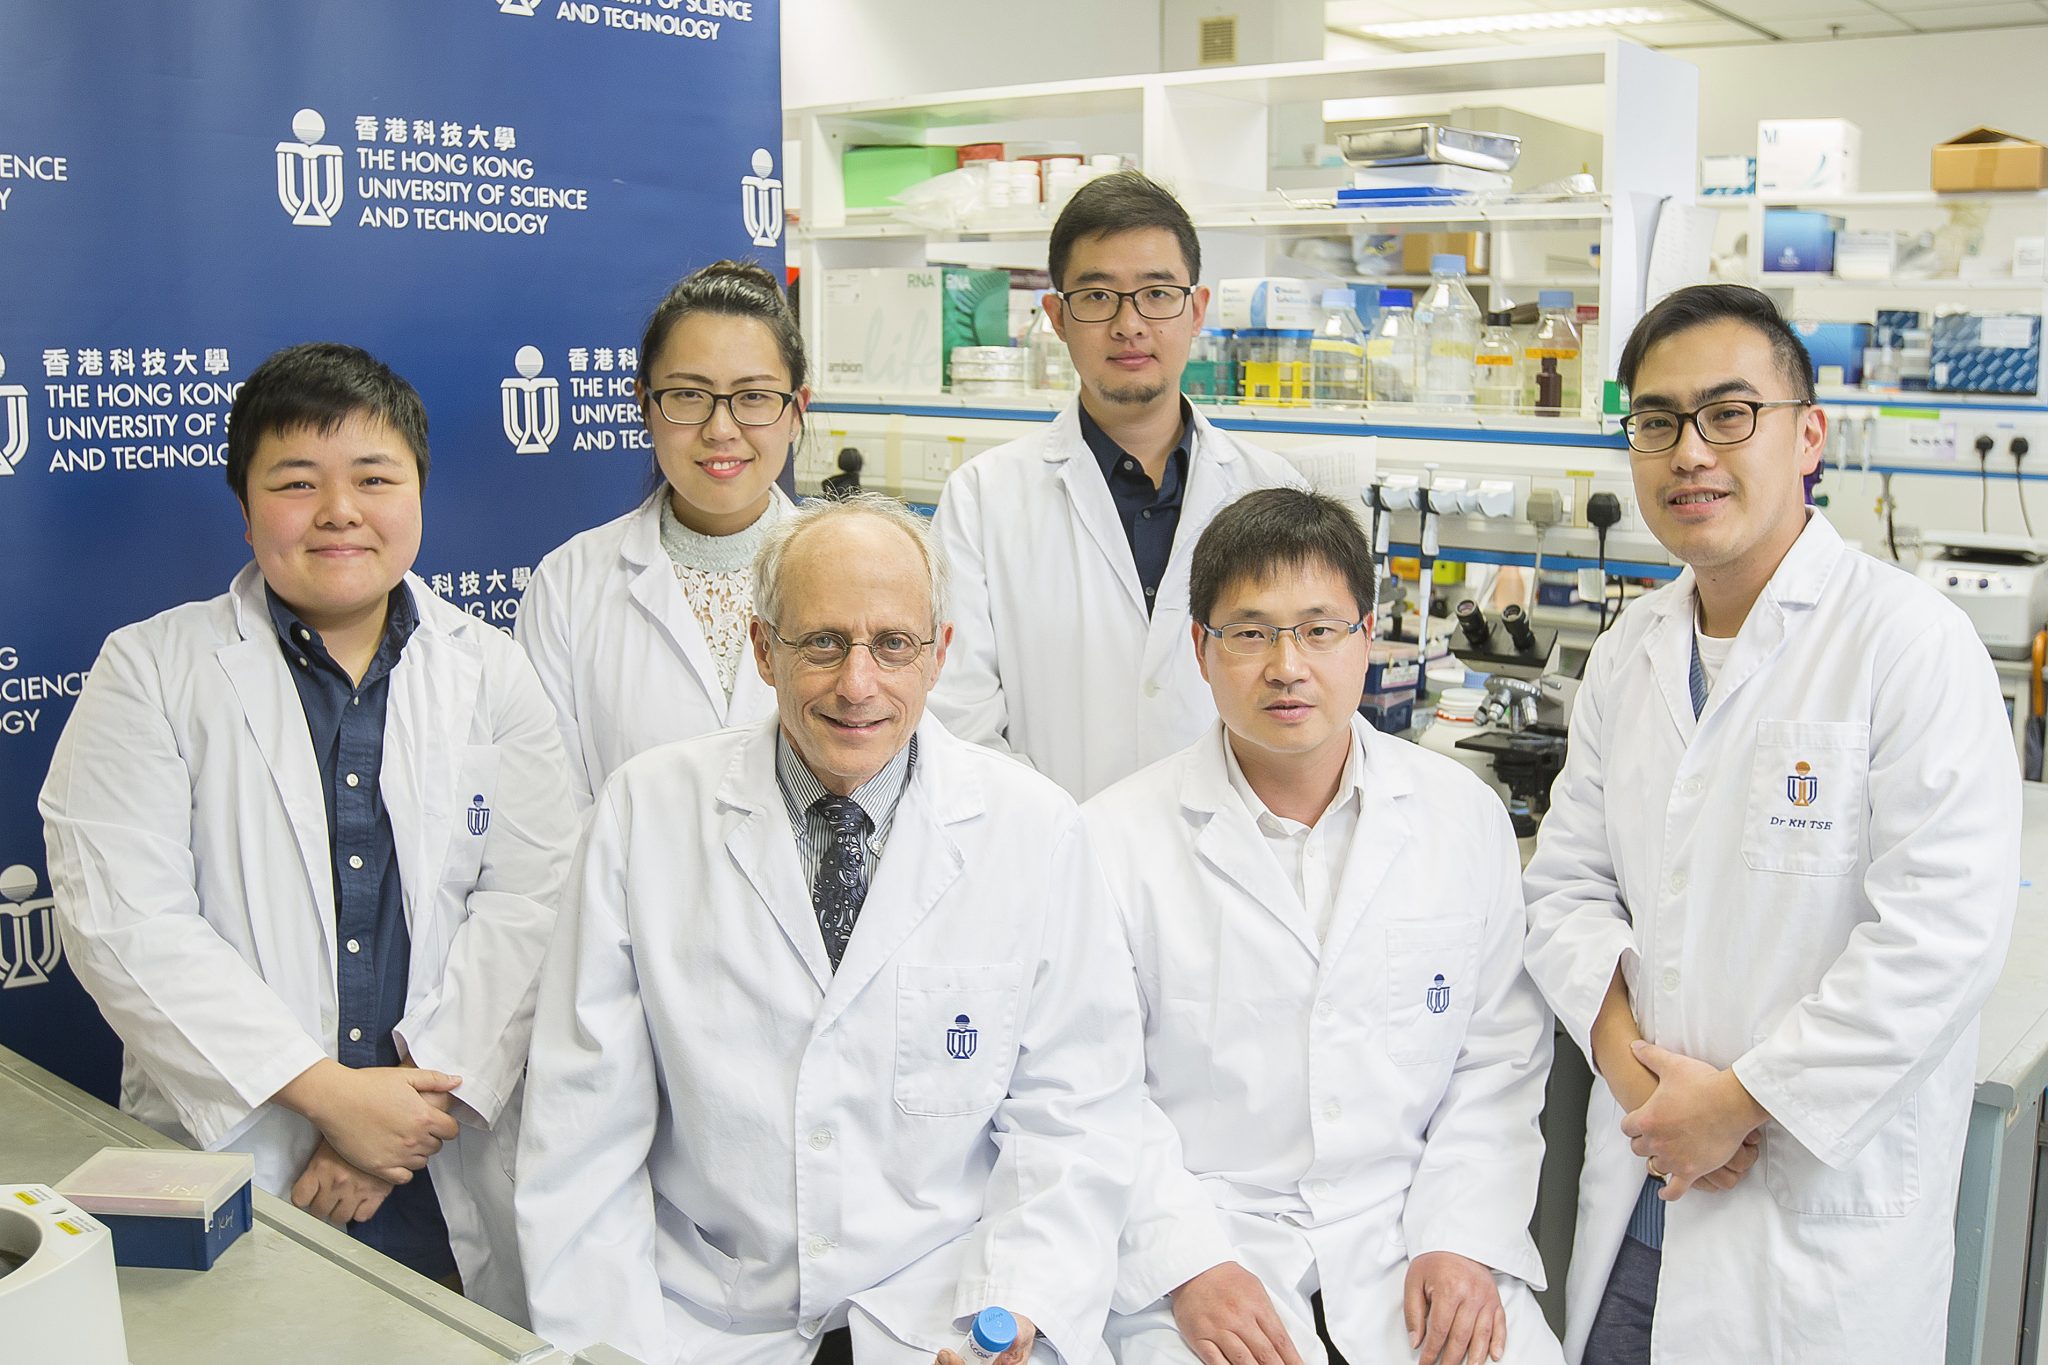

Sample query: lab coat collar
[1183,723,1319,957]
[1037,399,1241,467]
[1180,714,1413,960]
[619,488,790,724]
[1635,510,1844,735]
[219,564,479,965]
[1318,716,1417,964]
[221,564,337,953]
[717,713,980,1018]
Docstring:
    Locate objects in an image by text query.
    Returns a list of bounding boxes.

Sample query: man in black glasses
[1523,284,2018,1365]
[1085,488,1560,1365]
[930,170,1306,800]
[517,494,1144,1365]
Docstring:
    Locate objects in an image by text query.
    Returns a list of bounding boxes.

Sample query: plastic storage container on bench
[58,1147,254,1271]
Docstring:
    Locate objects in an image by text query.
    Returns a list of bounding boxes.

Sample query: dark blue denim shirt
[266,581,455,1281]
[1077,398,1193,615]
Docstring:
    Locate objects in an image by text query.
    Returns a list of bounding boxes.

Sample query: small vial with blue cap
[964,1306,1018,1362]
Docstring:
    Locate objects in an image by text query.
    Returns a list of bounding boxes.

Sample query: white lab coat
[1083,718,1559,1365]
[517,488,786,809]
[515,714,1145,1365]
[1523,513,2020,1365]
[39,564,578,1322]
[929,404,1308,800]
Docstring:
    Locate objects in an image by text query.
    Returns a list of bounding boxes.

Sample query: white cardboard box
[1834,229,1901,280]
[818,268,943,392]
[1758,118,1860,197]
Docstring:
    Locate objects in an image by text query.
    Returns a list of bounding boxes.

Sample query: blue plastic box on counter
[57,1148,255,1271]
[1794,320,1873,385]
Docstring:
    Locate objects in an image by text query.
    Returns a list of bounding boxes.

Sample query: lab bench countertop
[0,1048,586,1365]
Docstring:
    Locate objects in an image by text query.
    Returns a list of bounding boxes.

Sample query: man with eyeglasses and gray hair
[1084,486,1561,1365]
[1523,284,2017,1365]
[516,492,1144,1365]
[931,170,1307,801]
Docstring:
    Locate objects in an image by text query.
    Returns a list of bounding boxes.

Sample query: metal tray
[1339,123,1521,172]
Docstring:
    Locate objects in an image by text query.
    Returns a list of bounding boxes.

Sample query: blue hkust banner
[0,0,782,1096]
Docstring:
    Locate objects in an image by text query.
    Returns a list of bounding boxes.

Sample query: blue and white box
[1932,312,2042,395]
[59,1147,254,1271]
[1701,154,1756,197]
[1216,277,1318,331]
[1792,321,1873,385]
[1762,210,1843,273]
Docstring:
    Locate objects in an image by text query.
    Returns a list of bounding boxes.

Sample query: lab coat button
[806,1235,831,1258]
[1144,682,1161,698]
[1322,1100,1342,1120]
[809,1128,833,1150]
[1310,1180,1330,1197]
[1316,1001,1334,1021]
[1661,968,1680,992]
[1682,778,1702,797]
[1667,871,1686,893]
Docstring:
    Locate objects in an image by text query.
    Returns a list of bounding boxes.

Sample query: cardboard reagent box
[1932,128,2048,193]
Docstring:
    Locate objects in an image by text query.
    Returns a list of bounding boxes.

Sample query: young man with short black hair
[1087,486,1560,1365]
[930,171,1307,800]
[1524,284,2019,1365]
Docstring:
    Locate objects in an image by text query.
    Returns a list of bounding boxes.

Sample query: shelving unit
[785,38,1698,416]
[1709,189,2048,397]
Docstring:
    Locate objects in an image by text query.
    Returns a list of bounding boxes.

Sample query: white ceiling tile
[1885,3,2047,24]
[1705,0,1880,19]
[1765,12,1914,33]
[1613,18,1774,41]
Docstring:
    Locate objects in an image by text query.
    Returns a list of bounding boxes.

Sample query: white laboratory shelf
[797,200,1612,244]
[788,39,1697,407]
[1741,190,2048,209]
[1745,273,2048,292]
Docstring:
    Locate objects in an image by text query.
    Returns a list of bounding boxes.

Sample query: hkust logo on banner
[502,347,562,454]
[0,356,26,477]
[277,109,345,227]
[0,865,62,991]
[744,148,783,248]
[498,345,648,454]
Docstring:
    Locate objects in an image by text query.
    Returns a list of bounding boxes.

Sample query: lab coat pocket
[1761,1093,1921,1218]
[1384,920,1483,1066]
[1740,719,1869,876]
[441,744,502,885]
[894,963,1023,1117]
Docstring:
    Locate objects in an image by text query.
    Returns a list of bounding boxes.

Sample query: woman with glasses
[517,259,804,807]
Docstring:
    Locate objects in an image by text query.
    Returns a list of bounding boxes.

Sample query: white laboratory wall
[1683,28,2048,189]
[780,0,1162,106]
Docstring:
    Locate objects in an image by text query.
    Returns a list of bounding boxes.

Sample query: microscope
[1446,598,1572,838]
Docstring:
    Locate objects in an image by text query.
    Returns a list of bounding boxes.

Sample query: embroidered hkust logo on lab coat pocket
[1425,974,1451,1015]
[946,1014,978,1060]
[467,794,491,836]
[1786,761,1818,808]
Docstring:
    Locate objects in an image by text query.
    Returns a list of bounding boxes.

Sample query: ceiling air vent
[1198,15,1238,66]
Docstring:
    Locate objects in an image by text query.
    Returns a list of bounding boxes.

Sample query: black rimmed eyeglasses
[1621,399,1813,454]
[1055,285,1196,324]
[647,387,797,427]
